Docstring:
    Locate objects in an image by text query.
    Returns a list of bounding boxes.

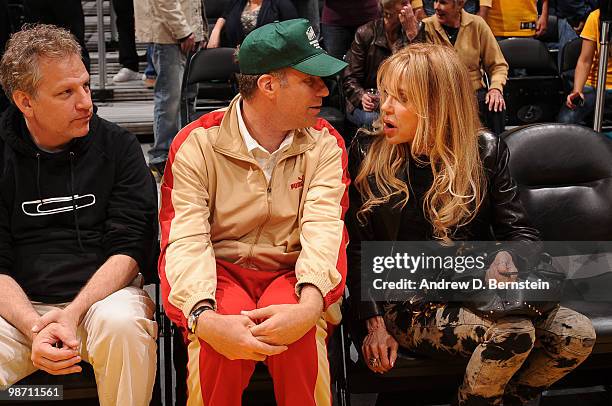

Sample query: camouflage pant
[384,304,596,406]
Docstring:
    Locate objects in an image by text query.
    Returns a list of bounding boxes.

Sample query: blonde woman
[345,43,595,406]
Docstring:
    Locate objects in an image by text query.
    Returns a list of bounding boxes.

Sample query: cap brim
[292,52,348,77]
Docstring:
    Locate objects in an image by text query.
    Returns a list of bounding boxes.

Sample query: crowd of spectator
[1,0,610,160]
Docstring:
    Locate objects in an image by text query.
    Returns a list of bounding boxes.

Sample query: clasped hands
[29,307,82,376]
[196,286,323,362]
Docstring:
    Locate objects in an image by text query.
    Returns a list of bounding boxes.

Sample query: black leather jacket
[346,131,541,321]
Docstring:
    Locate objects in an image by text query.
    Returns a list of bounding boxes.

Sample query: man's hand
[362,316,398,374]
[399,4,419,41]
[486,88,505,112]
[536,14,548,37]
[197,312,288,361]
[31,323,81,376]
[180,33,196,55]
[573,20,585,34]
[242,285,323,346]
[31,308,79,336]
[486,251,519,283]
[361,93,377,112]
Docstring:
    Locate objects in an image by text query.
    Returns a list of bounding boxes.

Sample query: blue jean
[144,44,157,79]
[346,107,378,129]
[149,43,186,165]
[321,24,357,60]
[558,86,612,125]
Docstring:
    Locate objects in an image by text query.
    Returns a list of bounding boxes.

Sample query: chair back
[499,37,558,75]
[186,47,239,85]
[499,38,564,125]
[181,47,240,125]
[502,123,612,241]
[560,37,583,74]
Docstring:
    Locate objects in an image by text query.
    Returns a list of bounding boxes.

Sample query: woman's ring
[369,357,379,367]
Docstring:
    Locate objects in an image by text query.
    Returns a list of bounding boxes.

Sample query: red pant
[185,260,337,406]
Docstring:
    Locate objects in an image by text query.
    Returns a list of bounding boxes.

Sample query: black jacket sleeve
[0,193,13,277]
[103,131,158,279]
[346,135,385,321]
[342,25,371,113]
[482,133,541,270]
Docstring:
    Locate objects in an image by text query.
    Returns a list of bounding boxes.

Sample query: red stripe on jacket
[158,111,226,329]
[314,118,350,309]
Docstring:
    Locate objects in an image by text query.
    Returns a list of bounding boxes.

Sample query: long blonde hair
[355,43,485,242]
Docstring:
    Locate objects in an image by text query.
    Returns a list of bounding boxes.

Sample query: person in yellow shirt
[479,0,549,38]
[558,7,612,125]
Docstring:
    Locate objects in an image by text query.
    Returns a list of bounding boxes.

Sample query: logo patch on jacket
[290,176,304,190]
[22,194,96,217]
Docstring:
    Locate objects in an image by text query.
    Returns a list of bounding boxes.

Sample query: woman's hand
[207,18,225,49]
[566,90,584,109]
[362,316,399,374]
[485,251,518,283]
[399,4,420,41]
[486,88,505,112]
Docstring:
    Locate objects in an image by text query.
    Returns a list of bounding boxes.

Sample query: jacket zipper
[243,145,314,265]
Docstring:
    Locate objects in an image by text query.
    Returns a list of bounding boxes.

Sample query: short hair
[236,70,288,100]
[236,73,262,100]
[0,24,82,103]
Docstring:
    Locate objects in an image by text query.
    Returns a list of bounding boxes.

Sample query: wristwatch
[187,305,214,335]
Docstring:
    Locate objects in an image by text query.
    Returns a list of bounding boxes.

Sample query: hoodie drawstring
[35,153,43,203]
[69,152,85,252]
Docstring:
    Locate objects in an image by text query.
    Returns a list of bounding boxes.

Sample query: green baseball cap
[237,19,348,76]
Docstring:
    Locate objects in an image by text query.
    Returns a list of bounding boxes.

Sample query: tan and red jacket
[159,96,350,328]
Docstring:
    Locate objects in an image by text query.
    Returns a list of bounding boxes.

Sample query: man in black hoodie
[0,25,158,405]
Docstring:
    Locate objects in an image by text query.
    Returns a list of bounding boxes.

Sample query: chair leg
[173,324,188,406]
[338,323,351,406]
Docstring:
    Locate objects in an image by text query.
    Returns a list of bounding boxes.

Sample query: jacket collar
[429,9,474,44]
[212,95,318,161]
[372,19,391,49]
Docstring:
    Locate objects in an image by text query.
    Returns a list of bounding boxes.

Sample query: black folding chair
[179,47,240,127]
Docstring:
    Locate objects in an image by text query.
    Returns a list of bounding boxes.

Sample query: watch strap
[189,305,214,334]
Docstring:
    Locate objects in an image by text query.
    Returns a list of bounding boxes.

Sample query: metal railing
[96,0,107,91]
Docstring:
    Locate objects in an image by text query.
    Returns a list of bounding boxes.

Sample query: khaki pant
[384,304,596,406]
[0,286,158,406]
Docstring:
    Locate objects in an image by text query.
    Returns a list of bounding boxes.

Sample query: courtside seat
[499,38,565,125]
